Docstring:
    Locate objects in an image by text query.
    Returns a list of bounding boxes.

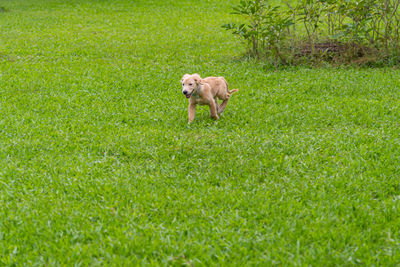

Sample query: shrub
[223,0,400,65]
[222,0,292,61]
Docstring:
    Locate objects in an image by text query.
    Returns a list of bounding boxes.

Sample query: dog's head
[181,74,202,98]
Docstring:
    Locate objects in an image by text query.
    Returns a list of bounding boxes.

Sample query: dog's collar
[192,84,201,99]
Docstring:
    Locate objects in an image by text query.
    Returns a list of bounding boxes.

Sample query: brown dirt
[294,41,379,65]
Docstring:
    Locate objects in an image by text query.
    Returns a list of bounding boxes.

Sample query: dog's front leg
[214,99,221,114]
[188,103,196,123]
[209,100,219,120]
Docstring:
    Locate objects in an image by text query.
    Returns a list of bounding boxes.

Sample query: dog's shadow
[186,112,224,127]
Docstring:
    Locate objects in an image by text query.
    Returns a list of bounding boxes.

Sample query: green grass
[1,0,400,265]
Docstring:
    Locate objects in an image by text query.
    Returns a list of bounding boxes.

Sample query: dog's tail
[222,77,239,95]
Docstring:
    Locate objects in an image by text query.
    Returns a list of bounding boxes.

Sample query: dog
[181,74,238,123]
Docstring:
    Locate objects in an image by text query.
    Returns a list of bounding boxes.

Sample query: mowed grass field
[1,0,400,265]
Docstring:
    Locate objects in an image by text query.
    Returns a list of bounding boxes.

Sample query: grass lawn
[1,0,400,265]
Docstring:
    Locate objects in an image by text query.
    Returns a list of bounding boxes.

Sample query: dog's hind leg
[218,98,229,114]
[218,89,238,114]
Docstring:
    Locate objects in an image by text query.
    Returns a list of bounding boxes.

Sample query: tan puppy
[181,74,238,123]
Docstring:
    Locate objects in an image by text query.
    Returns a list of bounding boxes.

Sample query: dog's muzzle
[183,90,193,98]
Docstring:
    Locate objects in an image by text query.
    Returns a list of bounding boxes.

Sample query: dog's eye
[189,83,193,86]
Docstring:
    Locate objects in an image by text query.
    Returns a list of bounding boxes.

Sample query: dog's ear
[181,74,190,82]
[192,73,203,84]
